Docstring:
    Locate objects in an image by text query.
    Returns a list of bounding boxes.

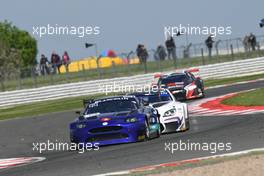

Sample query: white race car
[131,89,189,133]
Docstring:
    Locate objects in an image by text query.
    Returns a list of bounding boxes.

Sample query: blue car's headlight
[126,117,138,123]
[164,108,177,117]
[76,123,86,129]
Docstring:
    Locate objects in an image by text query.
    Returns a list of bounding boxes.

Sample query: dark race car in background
[69,96,160,146]
[260,18,264,28]
[153,68,205,100]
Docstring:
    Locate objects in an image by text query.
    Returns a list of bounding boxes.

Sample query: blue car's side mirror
[78,115,85,120]
[142,99,149,106]
[76,111,85,120]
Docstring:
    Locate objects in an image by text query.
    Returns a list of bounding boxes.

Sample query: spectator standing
[136,44,143,64]
[136,44,149,73]
[50,51,61,74]
[249,33,257,51]
[205,35,214,58]
[39,54,50,75]
[155,45,167,61]
[165,36,177,60]
[62,51,71,72]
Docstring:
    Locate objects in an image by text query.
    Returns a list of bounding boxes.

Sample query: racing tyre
[185,109,190,130]
[200,88,205,98]
[156,125,161,138]
[202,91,205,98]
[144,119,150,140]
[185,119,190,130]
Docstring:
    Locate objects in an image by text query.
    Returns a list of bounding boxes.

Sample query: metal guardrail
[0,57,264,108]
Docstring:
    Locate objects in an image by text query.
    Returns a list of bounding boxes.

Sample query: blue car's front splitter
[70,123,146,146]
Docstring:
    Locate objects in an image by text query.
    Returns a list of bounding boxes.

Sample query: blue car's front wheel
[156,125,161,138]
[144,120,150,140]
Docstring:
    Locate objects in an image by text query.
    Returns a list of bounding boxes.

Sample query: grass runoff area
[125,151,264,176]
[222,88,264,106]
[0,73,264,121]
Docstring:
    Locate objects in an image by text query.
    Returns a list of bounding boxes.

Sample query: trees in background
[0,20,37,91]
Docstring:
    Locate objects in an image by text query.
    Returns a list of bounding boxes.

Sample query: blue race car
[69,95,160,146]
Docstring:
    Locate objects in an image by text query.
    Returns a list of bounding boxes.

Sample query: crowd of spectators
[137,32,259,68]
[39,51,70,75]
[38,33,259,75]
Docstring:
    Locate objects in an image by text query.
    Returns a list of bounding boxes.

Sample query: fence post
[111,61,117,76]
[81,64,87,81]
[50,72,54,85]
[77,61,82,79]
[144,61,148,73]
[17,68,22,90]
[97,58,102,79]
[215,40,221,61]
[226,40,230,55]
[65,68,70,83]
[0,75,5,92]
[127,51,132,75]
[257,44,261,57]
[31,67,38,88]
[236,39,240,53]
[158,57,161,72]
[201,48,205,65]
[230,44,234,61]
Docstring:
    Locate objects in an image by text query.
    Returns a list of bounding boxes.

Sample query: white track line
[191,109,222,114]
[190,109,255,116]
[0,157,46,170]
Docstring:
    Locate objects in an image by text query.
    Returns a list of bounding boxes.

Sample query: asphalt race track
[0,80,264,176]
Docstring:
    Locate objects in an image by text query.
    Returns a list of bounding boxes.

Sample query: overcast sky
[0,0,263,60]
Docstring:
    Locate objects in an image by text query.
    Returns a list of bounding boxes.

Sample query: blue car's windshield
[85,99,138,114]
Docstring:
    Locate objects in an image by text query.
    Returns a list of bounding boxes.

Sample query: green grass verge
[204,73,264,87]
[222,88,264,106]
[0,94,106,120]
[125,151,264,176]
[0,73,264,120]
